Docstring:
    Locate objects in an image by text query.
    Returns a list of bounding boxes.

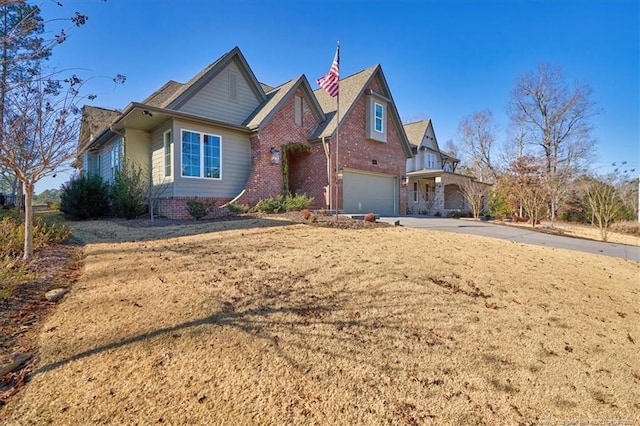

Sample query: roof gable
[166,46,267,113]
[244,74,325,131]
[78,106,120,154]
[313,65,412,158]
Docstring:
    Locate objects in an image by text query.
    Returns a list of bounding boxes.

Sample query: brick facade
[236,88,325,207]
[329,78,408,212]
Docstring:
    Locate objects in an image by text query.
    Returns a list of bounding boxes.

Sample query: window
[374,102,384,133]
[413,182,418,203]
[163,130,172,177]
[425,185,430,202]
[294,96,303,126]
[426,153,436,169]
[110,138,122,182]
[181,130,221,179]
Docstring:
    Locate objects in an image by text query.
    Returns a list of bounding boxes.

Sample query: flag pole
[335,41,340,222]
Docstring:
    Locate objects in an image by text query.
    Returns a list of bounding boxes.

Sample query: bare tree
[505,156,548,227]
[458,178,486,218]
[455,109,499,183]
[584,177,623,241]
[508,63,599,221]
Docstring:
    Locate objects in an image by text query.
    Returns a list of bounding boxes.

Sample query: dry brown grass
[2,218,639,425]
[499,220,640,246]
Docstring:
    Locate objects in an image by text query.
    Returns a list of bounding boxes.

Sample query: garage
[342,169,397,215]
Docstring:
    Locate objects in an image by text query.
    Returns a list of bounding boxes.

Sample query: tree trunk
[23,182,34,260]
[16,179,24,211]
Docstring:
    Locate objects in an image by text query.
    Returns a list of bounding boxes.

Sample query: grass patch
[2,220,639,423]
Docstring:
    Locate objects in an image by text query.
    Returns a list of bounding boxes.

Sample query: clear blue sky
[35,0,639,193]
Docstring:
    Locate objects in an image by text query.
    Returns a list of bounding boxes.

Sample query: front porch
[406,170,487,216]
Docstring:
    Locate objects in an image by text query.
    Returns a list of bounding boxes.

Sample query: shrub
[364,213,376,223]
[309,213,318,223]
[610,221,640,236]
[186,200,211,220]
[300,209,311,220]
[434,211,442,217]
[0,210,71,258]
[227,202,250,214]
[110,161,147,219]
[254,194,314,214]
[60,173,110,220]
[46,201,61,211]
[281,194,313,211]
[318,208,328,216]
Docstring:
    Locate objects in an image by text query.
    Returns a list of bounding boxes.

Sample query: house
[77,46,412,219]
[404,119,489,215]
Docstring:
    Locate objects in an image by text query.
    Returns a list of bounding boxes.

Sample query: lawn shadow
[68,216,297,245]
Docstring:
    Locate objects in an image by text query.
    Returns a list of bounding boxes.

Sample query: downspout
[322,136,331,209]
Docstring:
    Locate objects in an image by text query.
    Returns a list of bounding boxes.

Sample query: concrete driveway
[379,217,640,262]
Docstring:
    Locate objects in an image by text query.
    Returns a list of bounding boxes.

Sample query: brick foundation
[157,197,233,220]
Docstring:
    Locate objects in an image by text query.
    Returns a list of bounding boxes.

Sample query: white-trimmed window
[413,182,418,203]
[374,102,384,133]
[181,129,221,179]
[110,138,122,182]
[163,130,172,177]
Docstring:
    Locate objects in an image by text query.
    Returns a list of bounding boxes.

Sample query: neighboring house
[404,119,490,215]
[77,46,412,219]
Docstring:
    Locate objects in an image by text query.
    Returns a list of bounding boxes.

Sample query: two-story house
[77,47,412,219]
[404,119,489,215]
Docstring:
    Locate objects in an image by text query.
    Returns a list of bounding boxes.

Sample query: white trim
[180,129,222,180]
[163,129,172,178]
[374,101,384,133]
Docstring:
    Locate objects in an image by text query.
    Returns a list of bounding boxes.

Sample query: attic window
[294,96,303,126]
[374,102,384,133]
[229,71,238,102]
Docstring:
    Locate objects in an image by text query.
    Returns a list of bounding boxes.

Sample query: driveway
[379,217,640,262]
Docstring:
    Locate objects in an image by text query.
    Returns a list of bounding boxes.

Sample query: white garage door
[343,170,397,215]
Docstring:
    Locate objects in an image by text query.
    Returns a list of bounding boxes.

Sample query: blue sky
[35,0,639,193]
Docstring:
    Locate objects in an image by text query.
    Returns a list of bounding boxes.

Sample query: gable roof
[312,65,412,158]
[142,80,184,108]
[244,74,325,131]
[78,106,120,154]
[403,119,431,148]
[165,46,267,110]
[313,65,377,139]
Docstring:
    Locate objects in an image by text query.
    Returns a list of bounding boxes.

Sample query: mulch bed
[0,244,83,407]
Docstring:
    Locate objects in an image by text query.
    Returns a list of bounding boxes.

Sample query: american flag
[317,45,339,97]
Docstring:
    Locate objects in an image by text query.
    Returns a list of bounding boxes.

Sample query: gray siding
[99,136,122,184]
[172,119,250,198]
[177,60,261,124]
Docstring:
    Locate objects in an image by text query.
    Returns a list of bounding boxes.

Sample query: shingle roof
[312,65,378,138]
[244,77,299,129]
[143,80,184,108]
[403,119,431,147]
[78,106,120,153]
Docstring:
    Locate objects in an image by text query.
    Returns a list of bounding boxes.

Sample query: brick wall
[237,87,324,207]
[329,77,408,213]
[157,197,232,220]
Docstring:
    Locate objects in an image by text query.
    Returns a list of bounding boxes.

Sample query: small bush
[46,201,61,210]
[227,202,250,214]
[186,200,211,220]
[309,213,318,223]
[610,221,640,236]
[110,161,147,219]
[60,174,110,220]
[301,209,311,220]
[434,211,442,217]
[253,194,314,214]
[0,210,71,258]
[318,208,328,216]
[364,213,376,223]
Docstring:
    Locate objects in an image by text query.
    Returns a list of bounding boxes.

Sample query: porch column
[434,176,445,214]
